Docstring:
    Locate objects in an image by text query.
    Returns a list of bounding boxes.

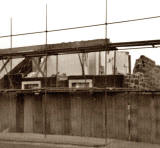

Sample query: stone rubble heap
[124,55,160,90]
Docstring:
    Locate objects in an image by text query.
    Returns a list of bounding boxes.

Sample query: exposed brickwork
[124,55,160,90]
[124,72,150,90]
[133,55,155,73]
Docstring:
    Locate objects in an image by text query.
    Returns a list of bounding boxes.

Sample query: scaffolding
[1,1,160,147]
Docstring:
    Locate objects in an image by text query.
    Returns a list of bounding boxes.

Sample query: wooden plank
[56,94,64,134]
[0,93,10,132]
[153,94,160,144]
[16,94,24,132]
[106,92,114,138]
[91,93,104,138]
[63,93,71,135]
[24,95,33,132]
[136,94,152,143]
[118,93,129,139]
[33,94,43,133]
[70,93,82,136]
[23,94,43,133]
[150,94,156,143]
[106,92,128,140]
[47,94,65,135]
[81,93,92,137]
[130,93,159,144]
[130,92,138,141]
[44,94,51,134]
[8,92,17,132]
[0,93,17,133]
[102,93,106,138]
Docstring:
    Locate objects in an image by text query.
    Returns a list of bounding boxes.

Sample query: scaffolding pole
[10,18,12,70]
[105,0,108,75]
[44,4,48,138]
[105,1,108,147]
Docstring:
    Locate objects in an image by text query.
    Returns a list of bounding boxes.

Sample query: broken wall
[124,55,160,90]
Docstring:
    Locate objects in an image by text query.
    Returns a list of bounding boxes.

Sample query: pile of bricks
[124,55,160,90]
[124,72,150,90]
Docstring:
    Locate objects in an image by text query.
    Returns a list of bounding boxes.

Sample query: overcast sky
[0,0,160,68]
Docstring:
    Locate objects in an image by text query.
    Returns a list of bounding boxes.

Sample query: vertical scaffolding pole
[99,52,101,75]
[44,4,48,138]
[113,50,116,75]
[8,18,14,89]
[105,0,108,75]
[10,18,12,70]
[56,55,58,74]
[45,4,48,46]
[9,18,13,130]
[104,0,108,147]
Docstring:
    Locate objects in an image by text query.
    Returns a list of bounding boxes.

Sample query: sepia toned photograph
[0,0,160,147]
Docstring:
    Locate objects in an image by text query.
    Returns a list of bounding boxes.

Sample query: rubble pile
[124,55,160,90]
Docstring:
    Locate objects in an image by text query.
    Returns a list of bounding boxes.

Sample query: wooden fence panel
[70,93,82,136]
[32,95,43,133]
[16,94,24,132]
[63,93,71,135]
[106,92,128,140]
[136,94,153,143]
[81,93,93,137]
[8,92,17,132]
[130,93,139,141]
[24,94,43,133]
[0,93,17,132]
[151,94,160,144]
[46,93,70,135]
[91,92,105,138]
[24,95,34,132]
[0,91,160,145]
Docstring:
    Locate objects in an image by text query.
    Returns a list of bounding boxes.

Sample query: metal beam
[0,39,111,59]
[2,59,14,88]
[0,39,160,59]
[32,58,45,77]
[110,39,160,48]
[0,59,10,73]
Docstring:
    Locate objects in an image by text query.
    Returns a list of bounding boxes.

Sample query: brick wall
[133,55,155,73]
[124,55,160,90]
[124,72,149,89]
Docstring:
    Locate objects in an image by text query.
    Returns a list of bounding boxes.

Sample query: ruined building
[124,55,160,90]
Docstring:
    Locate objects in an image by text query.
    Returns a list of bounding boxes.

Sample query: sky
[0,0,160,69]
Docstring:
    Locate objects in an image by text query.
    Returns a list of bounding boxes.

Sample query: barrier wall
[0,91,160,144]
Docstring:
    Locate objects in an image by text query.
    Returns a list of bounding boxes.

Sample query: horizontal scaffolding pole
[0,39,160,59]
[111,39,160,48]
[1,15,160,39]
